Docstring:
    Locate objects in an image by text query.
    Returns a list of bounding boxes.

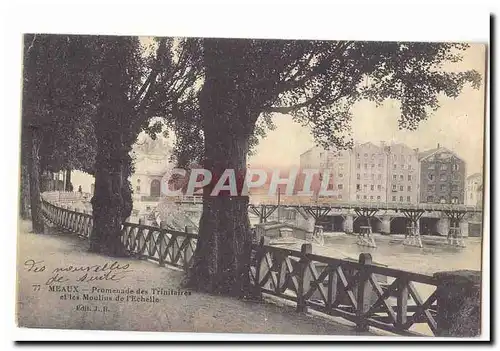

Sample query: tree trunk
[20,164,31,219]
[188,40,257,296]
[89,40,133,257]
[27,127,44,233]
[89,136,129,256]
[65,169,72,191]
[188,133,253,296]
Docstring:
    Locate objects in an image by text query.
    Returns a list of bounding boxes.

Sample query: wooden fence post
[159,221,167,267]
[252,236,269,299]
[356,253,372,332]
[296,243,312,313]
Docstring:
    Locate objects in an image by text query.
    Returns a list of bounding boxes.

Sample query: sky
[248,44,487,176]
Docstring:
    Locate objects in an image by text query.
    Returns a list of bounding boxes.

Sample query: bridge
[174,195,482,247]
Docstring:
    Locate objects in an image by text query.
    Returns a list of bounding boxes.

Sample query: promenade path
[16,220,375,337]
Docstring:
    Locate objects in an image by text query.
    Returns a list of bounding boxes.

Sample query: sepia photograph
[15,28,488,340]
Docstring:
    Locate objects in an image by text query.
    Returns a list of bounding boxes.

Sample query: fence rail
[41,196,441,336]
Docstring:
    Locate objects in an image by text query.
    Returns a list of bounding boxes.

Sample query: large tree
[87,36,202,255]
[183,39,481,296]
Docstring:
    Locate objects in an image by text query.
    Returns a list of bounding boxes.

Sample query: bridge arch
[390,217,410,235]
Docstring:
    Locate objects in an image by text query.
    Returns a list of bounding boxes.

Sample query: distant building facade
[385,143,420,204]
[299,142,468,206]
[130,135,173,202]
[418,145,466,204]
[465,173,483,206]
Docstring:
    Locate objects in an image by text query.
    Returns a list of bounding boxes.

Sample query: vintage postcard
[16,34,487,339]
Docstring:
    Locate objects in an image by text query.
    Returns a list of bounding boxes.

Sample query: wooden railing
[41,198,198,270]
[250,239,439,336]
[41,197,440,336]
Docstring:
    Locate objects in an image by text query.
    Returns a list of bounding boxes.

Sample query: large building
[299,142,468,206]
[418,145,466,204]
[130,134,173,202]
[385,143,420,204]
[465,173,483,206]
[350,142,389,202]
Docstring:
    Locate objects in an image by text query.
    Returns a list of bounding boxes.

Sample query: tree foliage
[180,38,481,296]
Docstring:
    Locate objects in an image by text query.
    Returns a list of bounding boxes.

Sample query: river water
[316,233,483,276]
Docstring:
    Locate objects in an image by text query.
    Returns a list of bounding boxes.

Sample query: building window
[451,197,458,204]
[428,174,434,181]
[392,184,397,191]
[427,196,434,202]
[428,164,435,170]
[364,163,367,169]
[136,186,140,192]
[441,164,447,170]
[399,185,404,191]
[378,174,382,180]
[370,185,374,191]
[392,196,396,202]
[408,175,412,181]
[452,185,458,191]
[440,197,446,204]
[370,196,374,200]
[378,163,382,168]
[339,173,343,178]
[356,153,360,158]
[356,195,360,200]
[440,174,447,181]
[371,163,375,168]
[327,183,335,190]
[407,186,412,191]
[393,164,397,170]
[357,173,360,180]
[364,153,368,158]
[399,196,404,202]
[137,179,141,183]
[363,184,367,191]
[377,196,381,201]
[440,184,446,191]
[393,175,397,181]
[401,164,405,169]
[357,163,361,169]
[356,184,361,191]
[407,196,411,202]
[399,174,404,180]
[150,179,161,197]
[371,174,375,180]
[408,164,412,170]
[429,184,435,191]
[363,195,367,200]
[338,194,342,200]
[453,164,459,171]
[377,185,381,191]
[338,184,343,190]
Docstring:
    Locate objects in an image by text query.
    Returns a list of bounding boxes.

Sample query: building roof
[418,146,463,162]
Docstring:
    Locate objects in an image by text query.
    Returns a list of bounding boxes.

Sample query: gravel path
[16,220,374,336]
